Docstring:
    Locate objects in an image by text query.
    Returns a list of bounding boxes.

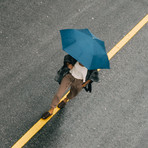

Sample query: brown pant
[50,73,83,108]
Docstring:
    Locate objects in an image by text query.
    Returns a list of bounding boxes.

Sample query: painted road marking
[12,14,148,148]
[107,14,148,61]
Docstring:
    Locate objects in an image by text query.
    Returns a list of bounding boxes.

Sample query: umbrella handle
[67,63,73,70]
[82,80,91,87]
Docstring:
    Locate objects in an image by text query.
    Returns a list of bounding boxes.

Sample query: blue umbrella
[60,28,110,70]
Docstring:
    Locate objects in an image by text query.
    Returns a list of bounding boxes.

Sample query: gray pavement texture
[0,0,148,148]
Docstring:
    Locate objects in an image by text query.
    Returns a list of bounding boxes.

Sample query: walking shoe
[58,101,67,109]
[41,112,52,119]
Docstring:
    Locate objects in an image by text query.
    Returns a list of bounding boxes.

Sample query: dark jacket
[54,55,99,92]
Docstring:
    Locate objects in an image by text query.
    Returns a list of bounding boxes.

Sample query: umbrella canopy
[60,28,110,70]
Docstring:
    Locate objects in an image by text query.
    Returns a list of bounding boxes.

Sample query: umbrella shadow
[25,108,66,148]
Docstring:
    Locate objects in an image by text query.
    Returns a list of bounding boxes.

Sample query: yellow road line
[107,14,148,61]
[12,14,148,148]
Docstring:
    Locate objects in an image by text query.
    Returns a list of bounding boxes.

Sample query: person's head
[79,62,84,67]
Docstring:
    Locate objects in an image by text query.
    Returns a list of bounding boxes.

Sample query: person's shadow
[25,107,66,148]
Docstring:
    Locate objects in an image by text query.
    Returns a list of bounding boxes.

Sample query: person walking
[41,54,99,119]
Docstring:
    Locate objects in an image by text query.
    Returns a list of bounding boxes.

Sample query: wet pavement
[0,0,148,148]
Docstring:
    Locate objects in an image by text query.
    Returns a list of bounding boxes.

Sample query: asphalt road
[0,0,148,148]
